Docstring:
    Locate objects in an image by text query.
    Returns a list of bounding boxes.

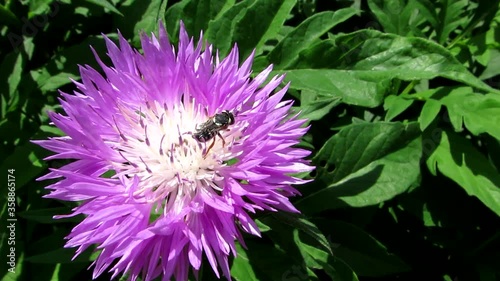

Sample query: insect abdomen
[193,131,215,142]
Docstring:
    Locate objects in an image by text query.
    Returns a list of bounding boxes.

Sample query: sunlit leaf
[206,0,296,58]
[297,122,422,213]
[295,30,500,94]
[281,69,390,107]
[115,0,167,47]
[413,86,500,140]
[231,244,259,281]
[268,8,359,69]
[368,0,422,36]
[418,98,441,130]
[427,130,500,216]
[384,95,414,121]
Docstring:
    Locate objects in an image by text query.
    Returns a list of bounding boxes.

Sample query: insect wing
[195,118,215,131]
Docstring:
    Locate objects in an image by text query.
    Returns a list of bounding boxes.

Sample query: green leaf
[398,176,489,228]
[182,0,235,38]
[281,69,390,108]
[267,8,359,69]
[460,0,500,61]
[0,254,23,281]
[233,0,297,59]
[297,122,422,213]
[85,0,123,16]
[321,256,360,281]
[479,49,500,80]
[5,52,24,103]
[165,0,191,43]
[295,30,500,94]
[271,212,332,255]
[297,90,341,121]
[368,0,422,36]
[240,238,315,281]
[486,136,500,172]
[28,0,55,18]
[206,0,297,58]
[31,70,80,94]
[32,35,115,94]
[115,0,167,47]
[438,0,469,44]
[0,141,49,190]
[417,86,500,140]
[445,91,500,140]
[414,0,469,44]
[418,98,441,130]
[231,244,259,281]
[315,219,411,277]
[205,0,255,56]
[427,130,500,216]
[293,230,359,281]
[0,4,19,26]
[0,51,24,120]
[255,218,271,232]
[384,95,414,121]
[164,0,234,44]
[413,0,438,28]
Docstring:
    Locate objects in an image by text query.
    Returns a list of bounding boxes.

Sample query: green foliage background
[1,0,500,280]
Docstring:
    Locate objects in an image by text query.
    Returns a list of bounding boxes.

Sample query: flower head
[35,23,313,280]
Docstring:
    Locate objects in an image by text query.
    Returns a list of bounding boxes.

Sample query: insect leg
[217,131,226,148]
[203,136,217,159]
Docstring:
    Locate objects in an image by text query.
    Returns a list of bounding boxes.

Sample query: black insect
[193,110,235,157]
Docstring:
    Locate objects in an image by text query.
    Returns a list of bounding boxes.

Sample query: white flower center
[112,99,239,205]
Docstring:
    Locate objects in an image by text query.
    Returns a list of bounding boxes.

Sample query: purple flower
[34,23,313,281]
